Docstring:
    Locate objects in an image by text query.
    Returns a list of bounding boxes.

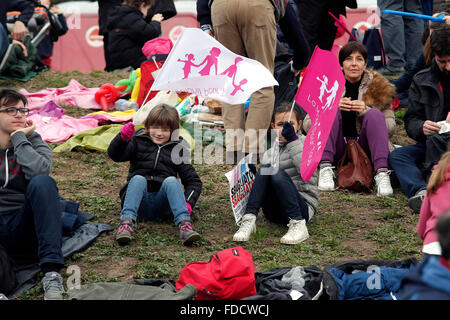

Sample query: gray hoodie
[0,131,52,223]
[262,134,319,218]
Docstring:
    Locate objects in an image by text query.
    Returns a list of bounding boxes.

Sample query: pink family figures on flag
[221,57,243,78]
[178,54,197,79]
[197,47,221,76]
[316,75,329,103]
[230,78,248,96]
[322,80,339,112]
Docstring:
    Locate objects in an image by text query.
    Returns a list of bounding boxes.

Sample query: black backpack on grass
[0,244,17,296]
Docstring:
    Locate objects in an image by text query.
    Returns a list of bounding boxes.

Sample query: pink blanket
[28,114,99,143]
[80,110,135,123]
[20,79,102,110]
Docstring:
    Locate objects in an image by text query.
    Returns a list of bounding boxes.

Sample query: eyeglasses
[0,107,30,116]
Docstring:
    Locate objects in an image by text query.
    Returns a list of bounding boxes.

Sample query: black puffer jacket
[107,128,202,209]
[105,5,161,71]
[405,60,447,143]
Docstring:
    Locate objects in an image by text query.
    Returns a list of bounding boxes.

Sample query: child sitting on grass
[107,104,203,246]
[232,103,319,245]
[417,151,450,257]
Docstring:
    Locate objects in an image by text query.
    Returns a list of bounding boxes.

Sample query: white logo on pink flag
[151,28,278,105]
[295,47,345,181]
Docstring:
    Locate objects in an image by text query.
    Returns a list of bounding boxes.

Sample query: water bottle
[114,99,139,111]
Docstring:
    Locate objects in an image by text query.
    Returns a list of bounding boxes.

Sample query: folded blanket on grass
[53,124,195,153]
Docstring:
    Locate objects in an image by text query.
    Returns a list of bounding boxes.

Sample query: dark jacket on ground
[399,256,450,300]
[0,0,34,31]
[196,0,310,71]
[107,128,202,209]
[105,5,161,71]
[405,60,448,143]
[37,13,68,61]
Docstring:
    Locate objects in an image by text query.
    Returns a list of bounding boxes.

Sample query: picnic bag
[175,246,257,300]
[337,139,373,192]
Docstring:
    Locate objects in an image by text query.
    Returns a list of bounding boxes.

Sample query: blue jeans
[388,143,427,197]
[0,175,64,267]
[378,0,424,70]
[245,165,309,224]
[0,24,9,59]
[121,175,191,226]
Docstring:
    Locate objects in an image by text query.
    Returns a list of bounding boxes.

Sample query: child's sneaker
[179,220,201,245]
[115,219,134,245]
[233,214,256,242]
[280,219,309,245]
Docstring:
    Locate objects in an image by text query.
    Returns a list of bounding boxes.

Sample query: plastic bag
[133,90,179,125]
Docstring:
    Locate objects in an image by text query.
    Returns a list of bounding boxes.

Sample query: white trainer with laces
[280,219,309,245]
[374,170,393,196]
[318,166,335,191]
[42,271,64,300]
[233,214,256,242]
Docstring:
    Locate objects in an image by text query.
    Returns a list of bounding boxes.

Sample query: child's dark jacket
[107,128,202,209]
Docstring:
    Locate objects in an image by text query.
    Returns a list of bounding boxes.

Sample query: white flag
[151,28,278,105]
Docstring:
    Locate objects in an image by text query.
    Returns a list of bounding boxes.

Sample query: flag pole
[288,99,296,123]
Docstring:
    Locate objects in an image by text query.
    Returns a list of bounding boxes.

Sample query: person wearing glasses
[0,89,65,300]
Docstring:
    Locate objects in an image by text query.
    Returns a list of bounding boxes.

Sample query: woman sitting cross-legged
[303,41,397,196]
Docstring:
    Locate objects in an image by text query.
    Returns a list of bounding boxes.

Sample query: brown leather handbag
[337,139,373,192]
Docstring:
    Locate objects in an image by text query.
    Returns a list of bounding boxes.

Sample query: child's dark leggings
[245,164,309,224]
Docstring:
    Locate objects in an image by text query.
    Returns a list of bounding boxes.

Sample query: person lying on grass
[107,103,203,246]
[232,102,319,245]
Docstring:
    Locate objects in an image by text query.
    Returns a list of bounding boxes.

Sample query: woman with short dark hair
[303,41,396,196]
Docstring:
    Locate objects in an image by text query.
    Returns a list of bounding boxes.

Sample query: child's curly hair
[122,0,155,9]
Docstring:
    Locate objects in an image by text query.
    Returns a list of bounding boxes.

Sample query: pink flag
[295,47,345,181]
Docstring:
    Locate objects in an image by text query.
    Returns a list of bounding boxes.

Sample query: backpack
[337,139,373,192]
[175,246,257,300]
[137,54,167,107]
[0,244,17,296]
[350,28,386,70]
[273,60,298,109]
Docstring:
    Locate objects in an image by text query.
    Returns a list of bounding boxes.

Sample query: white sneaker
[318,166,335,191]
[233,214,256,242]
[280,219,309,245]
[374,170,393,196]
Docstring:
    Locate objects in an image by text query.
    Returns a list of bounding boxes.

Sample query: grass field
[1,70,422,300]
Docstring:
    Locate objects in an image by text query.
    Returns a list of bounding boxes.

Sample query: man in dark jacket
[196,0,311,163]
[0,89,64,300]
[389,26,450,213]
[399,212,450,300]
